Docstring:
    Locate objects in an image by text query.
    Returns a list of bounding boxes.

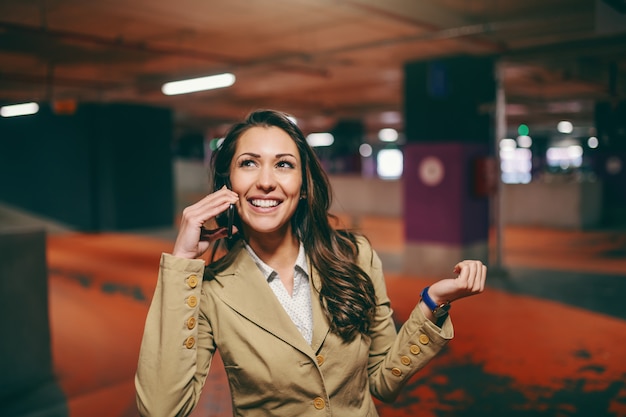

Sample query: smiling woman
[229,126,303,239]
[134,109,487,417]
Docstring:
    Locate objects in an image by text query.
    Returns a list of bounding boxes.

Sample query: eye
[238,159,257,168]
[276,160,295,169]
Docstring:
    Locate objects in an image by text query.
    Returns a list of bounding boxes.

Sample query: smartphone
[227,203,235,239]
[198,203,234,242]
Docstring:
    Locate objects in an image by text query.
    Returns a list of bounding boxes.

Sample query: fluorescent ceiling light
[162,73,235,96]
[1,102,39,117]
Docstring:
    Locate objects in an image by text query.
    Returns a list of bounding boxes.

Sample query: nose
[256,165,276,192]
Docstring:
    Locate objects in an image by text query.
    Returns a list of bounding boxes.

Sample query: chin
[247,222,292,236]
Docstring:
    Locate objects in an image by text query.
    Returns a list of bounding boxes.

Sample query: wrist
[420,286,451,318]
[171,249,199,259]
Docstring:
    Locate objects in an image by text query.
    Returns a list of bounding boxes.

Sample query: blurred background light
[380,111,401,124]
[376,149,403,179]
[209,137,225,151]
[499,138,532,184]
[162,73,235,95]
[499,138,517,150]
[359,143,373,157]
[378,128,398,142]
[517,135,533,148]
[546,145,583,169]
[606,157,623,175]
[1,102,39,117]
[557,120,573,134]
[587,136,599,149]
[517,124,530,136]
[306,132,334,147]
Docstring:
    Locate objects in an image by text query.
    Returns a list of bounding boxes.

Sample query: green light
[209,138,221,151]
[518,124,529,136]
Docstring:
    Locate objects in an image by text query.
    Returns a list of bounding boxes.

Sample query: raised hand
[172,186,239,259]
[419,260,487,322]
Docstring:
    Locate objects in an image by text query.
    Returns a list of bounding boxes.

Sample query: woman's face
[229,126,303,238]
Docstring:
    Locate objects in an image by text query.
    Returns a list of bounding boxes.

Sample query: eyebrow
[236,152,297,159]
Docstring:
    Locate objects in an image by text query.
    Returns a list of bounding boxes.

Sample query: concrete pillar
[0,228,67,416]
[403,56,494,276]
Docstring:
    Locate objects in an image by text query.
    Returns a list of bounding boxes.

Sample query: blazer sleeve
[361,239,454,402]
[135,253,215,417]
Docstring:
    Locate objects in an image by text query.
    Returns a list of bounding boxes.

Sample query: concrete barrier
[0,228,67,417]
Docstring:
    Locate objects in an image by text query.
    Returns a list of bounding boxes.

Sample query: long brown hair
[208,109,376,342]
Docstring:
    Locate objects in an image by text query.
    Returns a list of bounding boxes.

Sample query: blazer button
[419,334,430,345]
[313,397,325,410]
[391,367,402,377]
[400,355,411,366]
[187,274,199,288]
[410,344,421,355]
[316,355,325,366]
[186,316,196,330]
[184,336,195,349]
[186,295,198,308]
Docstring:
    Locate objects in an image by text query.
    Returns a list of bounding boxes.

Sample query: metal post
[492,60,507,274]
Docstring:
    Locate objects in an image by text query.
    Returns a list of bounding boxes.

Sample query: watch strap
[420,286,451,318]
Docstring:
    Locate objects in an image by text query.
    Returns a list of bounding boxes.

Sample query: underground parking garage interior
[1,0,626,416]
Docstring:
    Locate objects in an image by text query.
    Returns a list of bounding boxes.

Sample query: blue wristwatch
[420,286,451,318]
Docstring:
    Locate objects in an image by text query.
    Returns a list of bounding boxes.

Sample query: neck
[247,229,300,271]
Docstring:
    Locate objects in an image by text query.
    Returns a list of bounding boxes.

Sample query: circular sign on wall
[418,156,445,186]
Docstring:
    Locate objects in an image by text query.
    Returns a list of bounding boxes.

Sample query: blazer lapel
[309,264,331,353]
[210,243,315,358]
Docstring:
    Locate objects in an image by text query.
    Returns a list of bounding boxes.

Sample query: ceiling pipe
[0,20,331,78]
[337,0,506,53]
[0,71,123,90]
[0,21,241,65]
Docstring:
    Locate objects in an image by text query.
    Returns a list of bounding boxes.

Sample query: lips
[250,199,280,208]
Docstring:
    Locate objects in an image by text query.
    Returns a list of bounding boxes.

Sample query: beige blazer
[135,237,453,417]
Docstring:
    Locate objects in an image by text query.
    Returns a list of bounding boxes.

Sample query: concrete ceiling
[1,0,625,138]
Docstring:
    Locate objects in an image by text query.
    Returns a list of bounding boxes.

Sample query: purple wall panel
[403,142,489,245]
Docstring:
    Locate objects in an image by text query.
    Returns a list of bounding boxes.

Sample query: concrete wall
[328,176,604,230]
[328,176,403,217]
[501,181,603,229]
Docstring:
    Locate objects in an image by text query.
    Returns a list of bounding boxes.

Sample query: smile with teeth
[250,199,280,208]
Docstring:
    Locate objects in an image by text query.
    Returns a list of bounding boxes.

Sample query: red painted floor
[43,220,626,417]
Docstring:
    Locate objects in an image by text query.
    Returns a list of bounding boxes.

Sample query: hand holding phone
[198,203,234,242]
[197,187,236,242]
